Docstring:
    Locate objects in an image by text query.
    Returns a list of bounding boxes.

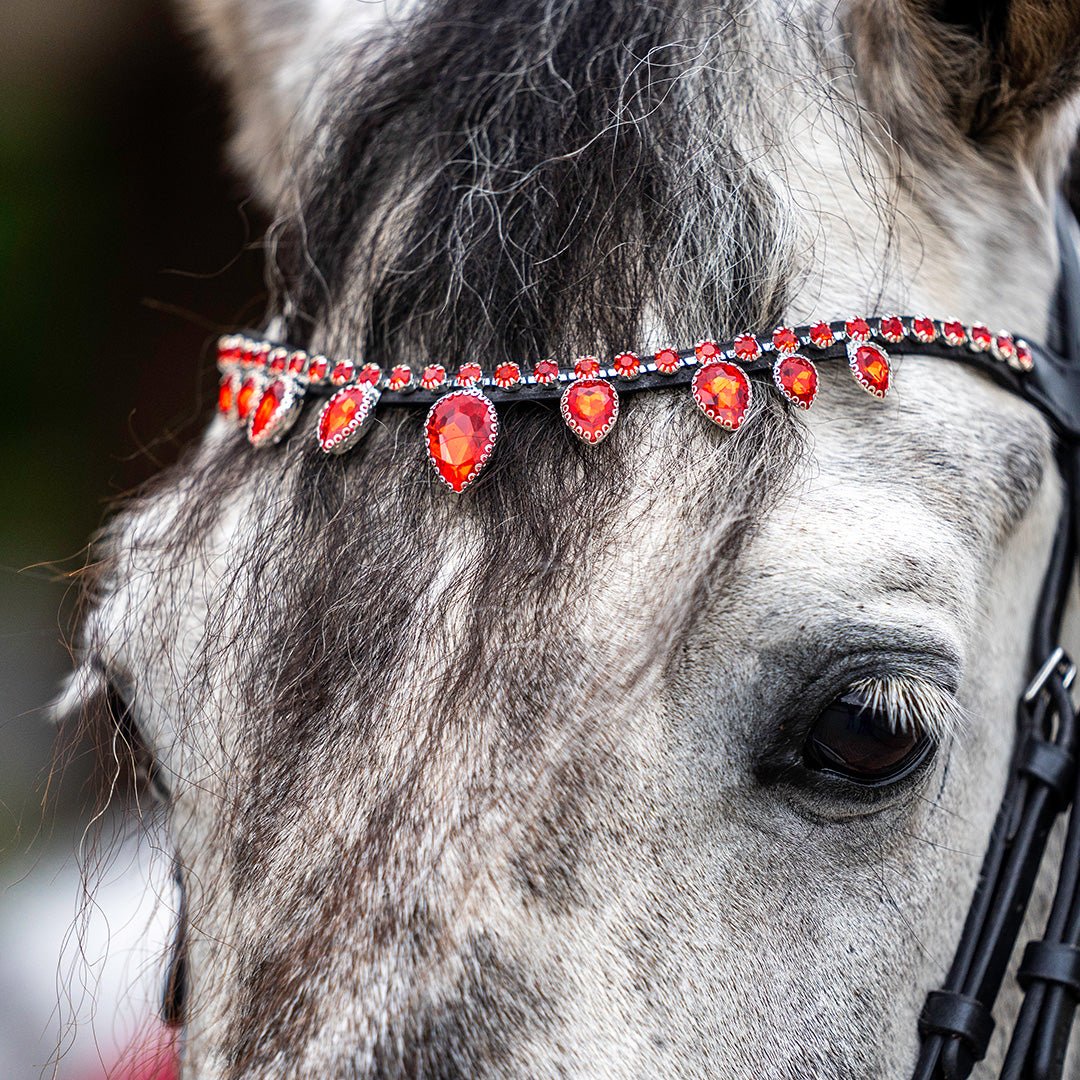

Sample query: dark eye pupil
[806,690,930,785]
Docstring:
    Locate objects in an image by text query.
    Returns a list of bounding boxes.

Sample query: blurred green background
[1,1,265,880]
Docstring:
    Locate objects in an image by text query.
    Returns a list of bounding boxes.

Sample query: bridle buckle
[1022,645,1077,706]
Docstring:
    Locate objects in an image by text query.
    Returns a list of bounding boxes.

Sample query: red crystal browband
[214,316,1034,492]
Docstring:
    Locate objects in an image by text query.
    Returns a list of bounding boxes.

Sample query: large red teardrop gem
[772,354,818,410]
[848,341,891,398]
[249,378,303,447]
[561,378,619,444]
[316,384,379,454]
[424,389,499,492]
[251,381,282,436]
[691,361,751,430]
[236,375,260,422]
[250,379,282,443]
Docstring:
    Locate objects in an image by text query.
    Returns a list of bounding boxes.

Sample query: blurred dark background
[1,0,265,897]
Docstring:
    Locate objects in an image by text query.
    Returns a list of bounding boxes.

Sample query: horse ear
[851,1,1080,157]
[180,0,367,205]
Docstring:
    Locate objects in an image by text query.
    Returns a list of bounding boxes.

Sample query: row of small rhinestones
[216,314,1033,395]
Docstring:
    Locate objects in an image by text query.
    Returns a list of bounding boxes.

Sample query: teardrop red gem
[691,362,751,430]
[236,376,259,421]
[218,374,236,415]
[250,380,285,439]
[849,342,891,398]
[317,385,377,453]
[773,355,818,409]
[561,378,619,443]
[425,390,499,492]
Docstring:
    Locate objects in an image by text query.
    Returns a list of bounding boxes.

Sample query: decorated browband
[215,316,1033,492]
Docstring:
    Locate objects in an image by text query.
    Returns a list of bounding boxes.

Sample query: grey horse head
[59,1,1080,1075]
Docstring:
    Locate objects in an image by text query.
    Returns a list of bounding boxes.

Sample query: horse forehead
[617,359,1051,609]
[795,358,1051,539]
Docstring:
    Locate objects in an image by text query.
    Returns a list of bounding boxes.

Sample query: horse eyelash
[848,674,968,743]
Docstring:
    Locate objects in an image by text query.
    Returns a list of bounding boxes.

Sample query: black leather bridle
[912,197,1080,1079]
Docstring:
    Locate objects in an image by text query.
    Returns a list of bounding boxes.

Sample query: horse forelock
[274,0,808,359]
[71,5,826,1066]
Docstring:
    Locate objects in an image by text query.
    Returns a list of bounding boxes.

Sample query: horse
[57,0,1080,1075]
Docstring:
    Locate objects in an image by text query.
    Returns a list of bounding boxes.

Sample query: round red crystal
[1015,340,1034,372]
[561,378,619,443]
[655,347,681,374]
[849,342,891,398]
[733,334,761,362]
[425,390,498,492]
[772,326,799,355]
[695,339,721,363]
[574,356,601,379]
[307,356,329,382]
[773,355,818,410]
[331,360,356,386]
[612,352,640,379]
[217,336,234,368]
[388,365,413,391]
[912,316,936,343]
[287,351,307,375]
[455,362,483,387]
[809,321,835,348]
[533,359,560,384]
[845,317,871,342]
[223,339,242,366]
[942,320,966,346]
[422,364,447,389]
[268,349,288,374]
[692,362,751,430]
[494,362,521,389]
[879,316,905,343]
[357,363,383,386]
[970,325,992,351]
[994,332,1016,364]
[421,364,447,390]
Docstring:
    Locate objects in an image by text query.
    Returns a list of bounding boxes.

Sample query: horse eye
[803,687,934,786]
